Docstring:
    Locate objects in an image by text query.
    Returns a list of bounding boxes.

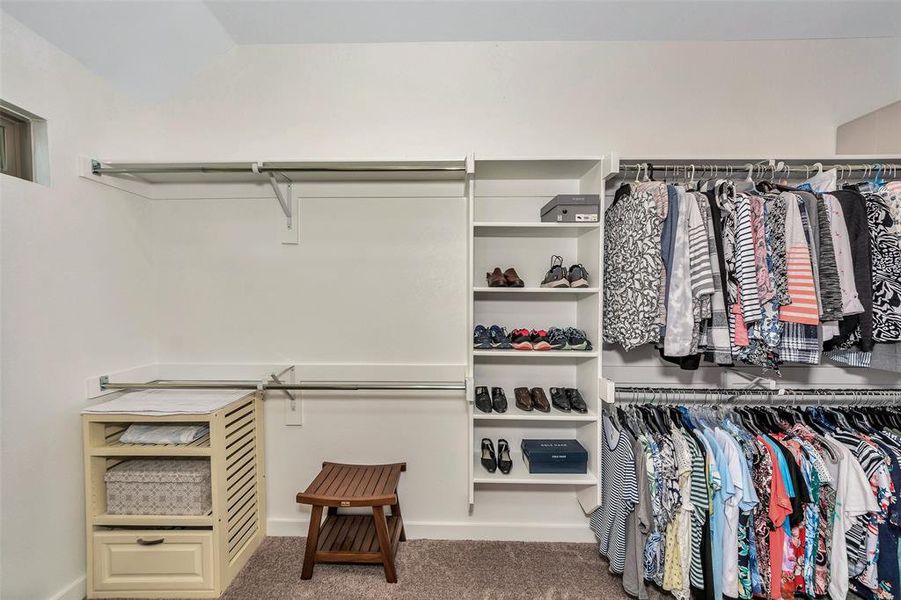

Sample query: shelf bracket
[268,172,293,222]
[258,165,299,244]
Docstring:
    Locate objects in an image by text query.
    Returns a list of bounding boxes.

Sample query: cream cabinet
[83,391,265,598]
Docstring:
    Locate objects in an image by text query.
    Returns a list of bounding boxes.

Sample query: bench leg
[372,506,397,583]
[301,505,323,580]
[391,494,406,542]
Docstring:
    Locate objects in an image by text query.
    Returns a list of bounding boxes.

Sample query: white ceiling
[3,0,900,100]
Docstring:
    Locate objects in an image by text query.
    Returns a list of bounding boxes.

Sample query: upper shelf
[473,158,607,181]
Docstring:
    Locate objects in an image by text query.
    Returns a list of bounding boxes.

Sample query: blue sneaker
[564,327,593,351]
[547,327,567,350]
[489,325,513,349]
[473,325,492,350]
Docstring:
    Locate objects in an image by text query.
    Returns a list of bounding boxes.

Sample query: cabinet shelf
[473,287,599,297]
[93,512,214,527]
[472,453,597,486]
[473,349,598,359]
[473,408,597,423]
[473,222,599,238]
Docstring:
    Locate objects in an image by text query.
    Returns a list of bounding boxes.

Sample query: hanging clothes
[593,401,901,600]
[603,171,901,373]
[604,182,668,350]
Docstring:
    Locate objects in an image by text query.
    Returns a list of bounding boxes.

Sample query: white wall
[2,18,901,600]
[837,100,901,154]
[103,38,901,160]
[0,15,156,600]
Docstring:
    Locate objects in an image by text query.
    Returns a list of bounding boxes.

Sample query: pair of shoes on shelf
[514,387,551,412]
[481,438,513,474]
[475,386,508,413]
[549,387,588,413]
[540,255,590,288]
[486,267,524,288]
[547,327,593,351]
[473,325,513,350]
[511,329,551,351]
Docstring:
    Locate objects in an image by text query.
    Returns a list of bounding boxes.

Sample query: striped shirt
[592,415,639,574]
[735,195,762,323]
[683,430,708,591]
[687,193,715,300]
[779,193,820,325]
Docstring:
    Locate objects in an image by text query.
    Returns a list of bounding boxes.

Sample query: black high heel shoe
[497,439,513,474]
[480,438,497,473]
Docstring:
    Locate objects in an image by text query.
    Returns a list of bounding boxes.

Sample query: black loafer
[491,387,508,413]
[475,386,492,413]
[497,439,513,474]
[480,438,497,473]
[565,388,588,413]
[550,387,571,412]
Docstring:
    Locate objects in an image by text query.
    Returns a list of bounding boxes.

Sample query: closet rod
[615,386,901,406]
[99,379,466,392]
[617,162,901,174]
[91,164,466,176]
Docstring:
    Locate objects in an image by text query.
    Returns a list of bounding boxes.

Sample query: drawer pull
[136,537,165,546]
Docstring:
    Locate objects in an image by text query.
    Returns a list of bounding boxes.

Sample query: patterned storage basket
[104,459,212,515]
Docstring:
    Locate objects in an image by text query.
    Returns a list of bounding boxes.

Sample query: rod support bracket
[266,171,298,244]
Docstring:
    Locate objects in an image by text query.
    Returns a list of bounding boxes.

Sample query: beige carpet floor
[214,536,631,600]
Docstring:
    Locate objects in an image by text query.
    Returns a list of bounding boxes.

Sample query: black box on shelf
[520,439,588,474]
[540,194,600,223]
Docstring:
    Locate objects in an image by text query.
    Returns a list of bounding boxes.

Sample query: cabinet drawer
[92,530,214,592]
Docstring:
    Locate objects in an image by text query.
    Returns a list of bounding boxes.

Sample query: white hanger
[642,163,650,182]
[688,164,696,188]
[634,163,642,184]
[744,163,754,183]
[813,162,823,176]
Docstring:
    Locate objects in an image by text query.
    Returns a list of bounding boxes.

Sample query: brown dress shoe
[514,387,533,411]
[530,387,551,412]
[486,267,506,287]
[503,267,525,288]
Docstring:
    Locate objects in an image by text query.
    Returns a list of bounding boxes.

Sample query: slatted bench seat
[296,462,406,583]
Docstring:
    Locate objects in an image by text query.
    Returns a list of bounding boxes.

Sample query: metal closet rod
[618,161,901,174]
[100,379,466,392]
[91,163,466,176]
[615,386,901,406]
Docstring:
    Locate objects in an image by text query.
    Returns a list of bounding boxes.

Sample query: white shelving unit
[466,156,612,513]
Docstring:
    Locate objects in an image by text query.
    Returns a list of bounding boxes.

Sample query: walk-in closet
[1,3,900,600]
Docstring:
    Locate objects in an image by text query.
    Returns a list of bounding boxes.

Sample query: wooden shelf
[93,512,214,527]
[472,453,597,486]
[90,444,212,457]
[473,222,599,238]
[473,408,597,423]
[91,428,212,456]
[473,287,599,296]
[316,514,402,559]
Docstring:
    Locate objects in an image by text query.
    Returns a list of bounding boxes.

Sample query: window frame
[0,107,35,182]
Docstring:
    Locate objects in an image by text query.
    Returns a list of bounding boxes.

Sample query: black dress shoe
[565,388,588,414]
[497,439,513,474]
[550,387,571,412]
[480,438,497,473]
[475,386,492,413]
[491,387,508,413]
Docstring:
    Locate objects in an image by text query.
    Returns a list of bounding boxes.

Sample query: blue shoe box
[520,439,588,474]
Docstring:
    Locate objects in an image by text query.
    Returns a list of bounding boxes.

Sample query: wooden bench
[296,462,406,583]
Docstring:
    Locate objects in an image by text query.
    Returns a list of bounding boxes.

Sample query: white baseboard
[47,575,85,600]
[267,517,596,543]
